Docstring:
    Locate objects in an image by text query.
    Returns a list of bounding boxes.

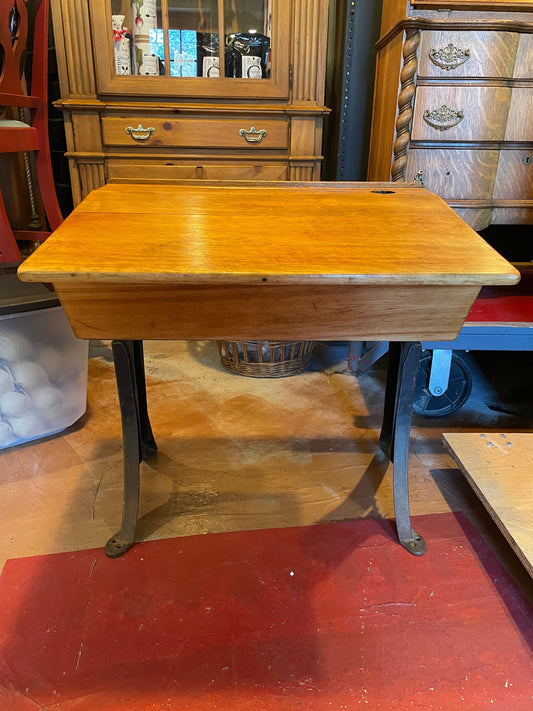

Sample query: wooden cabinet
[368,1,533,230]
[51,0,330,205]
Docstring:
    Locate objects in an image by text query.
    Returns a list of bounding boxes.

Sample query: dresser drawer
[493,149,533,200]
[102,116,290,150]
[405,148,500,199]
[513,34,533,78]
[418,31,519,78]
[505,88,533,141]
[411,86,511,141]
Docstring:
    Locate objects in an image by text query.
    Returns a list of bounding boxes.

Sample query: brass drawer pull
[239,127,268,144]
[414,170,425,186]
[125,124,156,141]
[429,43,471,71]
[423,105,464,131]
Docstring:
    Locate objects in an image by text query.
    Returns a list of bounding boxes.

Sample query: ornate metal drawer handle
[429,43,470,70]
[239,127,268,143]
[125,124,156,141]
[423,105,464,131]
[414,170,425,186]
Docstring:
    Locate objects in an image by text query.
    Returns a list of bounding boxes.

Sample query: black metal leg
[132,340,157,461]
[381,342,426,556]
[379,341,402,459]
[105,340,157,558]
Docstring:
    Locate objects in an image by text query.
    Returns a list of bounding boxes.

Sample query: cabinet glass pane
[111,1,163,75]
[168,0,219,77]
[224,0,271,78]
[109,1,273,80]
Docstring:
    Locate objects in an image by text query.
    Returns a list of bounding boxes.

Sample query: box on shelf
[0,264,88,449]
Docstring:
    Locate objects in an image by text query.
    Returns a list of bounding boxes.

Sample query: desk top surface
[18,182,519,287]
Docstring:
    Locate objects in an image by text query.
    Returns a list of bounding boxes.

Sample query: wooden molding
[377,17,533,51]
[56,0,97,97]
[392,28,420,181]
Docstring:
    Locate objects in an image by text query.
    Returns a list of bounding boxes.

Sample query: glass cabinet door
[93,0,288,98]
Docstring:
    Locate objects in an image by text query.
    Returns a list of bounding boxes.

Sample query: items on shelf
[231,32,270,79]
[112,15,132,75]
[131,0,159,75]
[111,13,271,79]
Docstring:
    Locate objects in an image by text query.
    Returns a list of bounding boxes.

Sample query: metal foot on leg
[382,342,427,556]
[399,530,426,556]
[105,340,157,558]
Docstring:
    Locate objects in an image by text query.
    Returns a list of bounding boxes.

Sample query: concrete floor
[0,340,531,601]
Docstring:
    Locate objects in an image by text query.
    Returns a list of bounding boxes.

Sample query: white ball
[9,414,42,439]
[37,346,63,382]
[11,361,50,391]
[43,402,68,425]
[0,332,32,361]
[0,420,13,445]
[31,385,63,410]
[0,368,13,395]
[0,390,31,418]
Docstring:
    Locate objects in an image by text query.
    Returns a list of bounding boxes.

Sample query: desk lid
[17,182,520,287]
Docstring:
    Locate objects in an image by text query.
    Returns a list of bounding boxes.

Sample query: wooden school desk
[18,181,519,558]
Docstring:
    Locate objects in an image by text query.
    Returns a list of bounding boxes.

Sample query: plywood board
[442,432,533,577]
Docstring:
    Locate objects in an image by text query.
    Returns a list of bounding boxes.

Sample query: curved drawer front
[514,34,533,78]
[418,31,519,78]
[405,148,500,199]
[102,116,290,150]
[411,86,511,141]
[505,88,533,141]
[493,149,533,200]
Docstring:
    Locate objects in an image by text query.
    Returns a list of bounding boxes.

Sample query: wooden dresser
[50,0,330,206]
[367,0,533,230]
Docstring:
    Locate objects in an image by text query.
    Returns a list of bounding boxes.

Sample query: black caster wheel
[413,351,473,418]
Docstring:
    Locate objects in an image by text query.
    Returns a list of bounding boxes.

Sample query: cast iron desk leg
[380,341,426,556]
[105,340,157,558]
[105,339,424,557]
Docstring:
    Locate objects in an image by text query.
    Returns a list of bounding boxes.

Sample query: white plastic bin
[0,265,88,449]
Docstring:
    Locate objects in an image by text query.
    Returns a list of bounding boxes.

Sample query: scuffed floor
[0,340,531,599]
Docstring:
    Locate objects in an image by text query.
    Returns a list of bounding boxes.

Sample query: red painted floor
[0,513,531,710]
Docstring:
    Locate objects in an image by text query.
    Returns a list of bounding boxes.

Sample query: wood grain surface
[443,432,533,577]
[17,182,519,286]
[411,86,511,142]
[52,281,481,341]
[417,30,519,78]
[405,148,500,198]
[101,116,290,150]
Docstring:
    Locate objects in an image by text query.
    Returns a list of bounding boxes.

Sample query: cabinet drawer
[493,149,533,200]
[418,31,519,79]
[513,34,533,79]
[505,88,533,141]
[405,149,499,199]
[102,116,289,150]
[411,86,511,141]
[106,159,289,182]
[418,31,519,78]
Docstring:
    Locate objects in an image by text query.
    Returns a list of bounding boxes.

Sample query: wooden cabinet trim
[89,0,290,100]
[376,18,533,51]
[412,2,533,11]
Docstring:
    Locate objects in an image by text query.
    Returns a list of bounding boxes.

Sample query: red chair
[0,0,62,262]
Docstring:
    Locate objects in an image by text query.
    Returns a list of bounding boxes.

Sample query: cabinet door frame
[90,0,290,100]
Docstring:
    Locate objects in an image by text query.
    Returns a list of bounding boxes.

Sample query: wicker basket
[216,340,315,378]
